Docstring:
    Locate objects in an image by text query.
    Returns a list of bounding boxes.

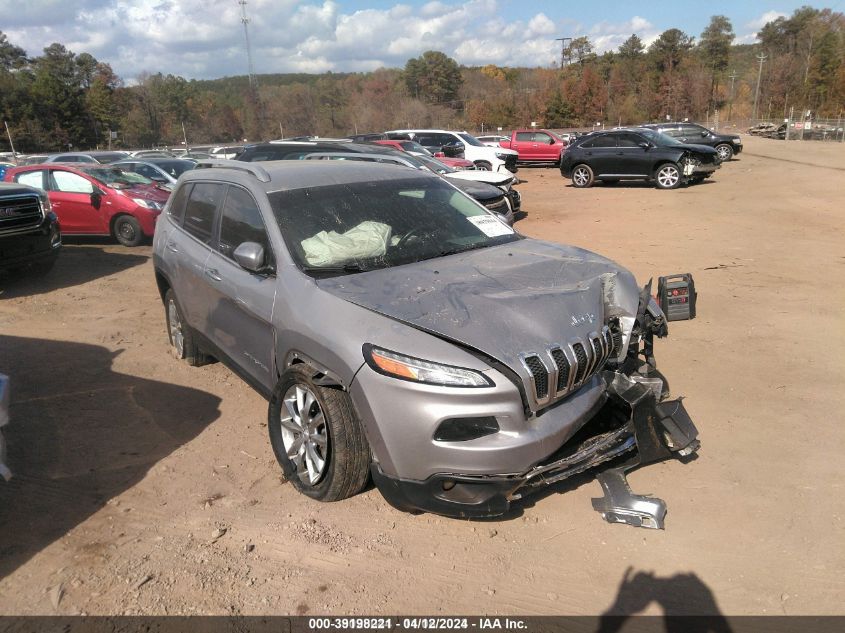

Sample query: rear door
[204,185,277,392]
[580,134,618,175]
[47,169,105,234]
[168,181,226,337]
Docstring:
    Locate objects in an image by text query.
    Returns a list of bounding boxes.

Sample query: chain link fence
[717,118,845,142]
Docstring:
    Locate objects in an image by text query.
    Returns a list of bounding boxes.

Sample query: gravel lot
[1,135,843,616]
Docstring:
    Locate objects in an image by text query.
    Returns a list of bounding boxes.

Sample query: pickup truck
[499,129,567,165]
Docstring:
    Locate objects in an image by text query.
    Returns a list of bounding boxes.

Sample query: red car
[372,140,475,170]
[4,163,169,246]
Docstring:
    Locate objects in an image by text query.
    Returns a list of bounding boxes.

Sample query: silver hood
[317,239,641,408]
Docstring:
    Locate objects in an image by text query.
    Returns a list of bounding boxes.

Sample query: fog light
[433,416,499,442]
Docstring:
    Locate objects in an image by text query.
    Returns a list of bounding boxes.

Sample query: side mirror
[549,138,556,145]
[701,131,709,137]
[233,241,268,273]
[90,191,102,209]
[638,142,650,149]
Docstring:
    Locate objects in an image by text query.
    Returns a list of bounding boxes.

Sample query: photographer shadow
[597,567,733,633]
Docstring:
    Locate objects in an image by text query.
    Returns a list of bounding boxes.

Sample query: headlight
[363,345,493,388]
[132,198,162,210]
[495,152,509,160]
[732,138,741,144]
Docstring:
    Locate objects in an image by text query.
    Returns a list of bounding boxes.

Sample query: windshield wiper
[301,263,369,276]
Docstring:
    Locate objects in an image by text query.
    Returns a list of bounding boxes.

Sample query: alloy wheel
[280,384,329,485]
[657,165,680,188]
[717,145,732,161]
[573,166,590,187]
[167,299,184,357]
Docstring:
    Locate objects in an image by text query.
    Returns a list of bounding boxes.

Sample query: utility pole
[727,70,738,122]
[556,37,572,68]
[181,121,189,149]
[4,121,16,161]
[239,0,256,91]
[752,53,767,122]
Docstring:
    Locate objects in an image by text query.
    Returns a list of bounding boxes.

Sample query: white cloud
[746,10,787,31]
[1,2,728,81]
[588,16,659,54]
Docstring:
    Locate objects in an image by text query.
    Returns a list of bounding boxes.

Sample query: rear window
[182,183,225,244]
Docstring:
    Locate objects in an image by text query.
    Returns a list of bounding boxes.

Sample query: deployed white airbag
[301,221,393,267]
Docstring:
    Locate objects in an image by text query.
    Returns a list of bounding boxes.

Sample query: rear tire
[268,364,371,502]
[164,288,210,367]
[113,215,144,247]
[654,163,682,189]
[571,164,594,188]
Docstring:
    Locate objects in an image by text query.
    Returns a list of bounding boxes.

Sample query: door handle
[166,241,179,253]
[205,269,222,282]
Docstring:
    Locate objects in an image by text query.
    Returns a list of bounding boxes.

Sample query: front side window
[51,170,95,194]
[457,133,485,147]
[617,133,645,148]
[183,182,225,244]
[269,176,519,276]
[218,187,271,262]
[533,133,553,143]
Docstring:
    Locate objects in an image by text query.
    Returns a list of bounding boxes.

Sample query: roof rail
[193,159,271,183]
[301,152,420,169]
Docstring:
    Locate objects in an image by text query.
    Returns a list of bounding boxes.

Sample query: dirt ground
[1,135,843,617]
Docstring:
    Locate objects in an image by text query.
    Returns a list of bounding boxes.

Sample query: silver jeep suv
[152,160,699,525]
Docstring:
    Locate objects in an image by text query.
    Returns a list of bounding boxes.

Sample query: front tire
[474,161,492,171]
[268,364,370,502]
[571,164,594,188]
[113,215,144,247]
[715,144,734,161]
[655,163,682,189]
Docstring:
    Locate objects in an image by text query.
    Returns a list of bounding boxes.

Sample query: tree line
[1,6,843,153]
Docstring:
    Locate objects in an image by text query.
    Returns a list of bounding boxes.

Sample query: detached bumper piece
[589,374,699,529]
[372,372,699,523]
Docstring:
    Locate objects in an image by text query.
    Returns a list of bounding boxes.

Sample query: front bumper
[371,371,699,521]
[0,213,61,273]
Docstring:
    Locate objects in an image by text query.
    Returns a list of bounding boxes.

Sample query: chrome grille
[523,355,549,399]
[550,348,569,392]
[0,194,44,233]
[520,326,612,407]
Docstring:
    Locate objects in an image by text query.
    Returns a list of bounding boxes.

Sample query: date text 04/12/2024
[308,618,528,630]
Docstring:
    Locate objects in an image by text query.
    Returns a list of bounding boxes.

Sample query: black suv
[0,182,61,277]
[560,128,720,189]
[639,122,742,161]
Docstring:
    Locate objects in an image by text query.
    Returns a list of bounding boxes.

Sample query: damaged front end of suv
[358,261,700,528]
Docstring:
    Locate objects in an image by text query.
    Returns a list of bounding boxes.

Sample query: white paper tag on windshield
[467,215,514,237]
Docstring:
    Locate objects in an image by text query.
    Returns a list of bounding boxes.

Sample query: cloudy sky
[0,0,812,82]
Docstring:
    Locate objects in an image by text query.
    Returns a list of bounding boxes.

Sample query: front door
[204,185,277,392]
[613,133,652,176]
[48,169,105,234]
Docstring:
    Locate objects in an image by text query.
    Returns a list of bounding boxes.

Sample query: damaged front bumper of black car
[372,283,700,527]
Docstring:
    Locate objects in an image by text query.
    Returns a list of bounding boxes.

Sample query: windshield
[152,160,195,178]
[458,133,485,147]
[637,129,683,146]
[400,141,432,155]
[415,155,456,175]
[87,168,153,187]
[269,177,520,277]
